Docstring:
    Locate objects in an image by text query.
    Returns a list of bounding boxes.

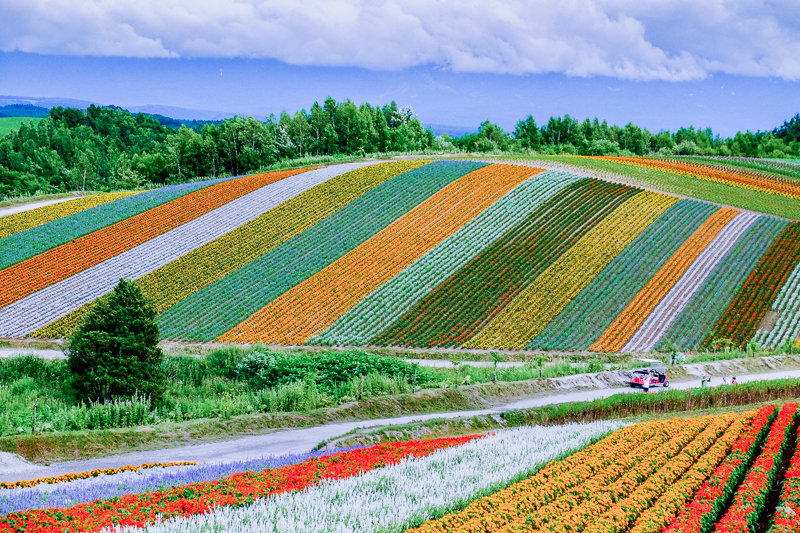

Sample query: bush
[337,372,412,401]
[236,349,432,393]
[68,279,165,403]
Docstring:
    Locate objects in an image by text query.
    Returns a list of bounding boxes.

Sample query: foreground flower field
[4,407,800,532]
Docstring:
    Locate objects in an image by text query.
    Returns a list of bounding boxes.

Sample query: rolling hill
[1,157,799,353]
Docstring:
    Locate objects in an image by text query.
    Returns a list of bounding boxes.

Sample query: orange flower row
[220,164,538,344]
[668,159,797,186]
[599,157,800,200]
[627,412,756,533]
[0,169,308,309]
[589,207,737,352]
[513,418,711,533]
[410,415,753,533]
[0,462,196,490]
[409,420,664,532]
[584,414,741,533]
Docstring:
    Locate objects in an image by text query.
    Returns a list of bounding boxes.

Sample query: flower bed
[0,435,479,533]
[664,405,777,533]
[711,403,798,533]
[0,463,196,490]
[376,179,639,348]
[108,422,619,533]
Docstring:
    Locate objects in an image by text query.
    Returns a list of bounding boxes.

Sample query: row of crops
[4,406,800,532]
[1,158,799,352]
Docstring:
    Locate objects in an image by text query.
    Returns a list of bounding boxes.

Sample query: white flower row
[313,169,582,345]
[756,259,800,347]
[110,420,623,533]
[0,162,372,336]
[622,210,757,352]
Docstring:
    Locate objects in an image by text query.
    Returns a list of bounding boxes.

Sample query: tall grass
[1,345,796,437]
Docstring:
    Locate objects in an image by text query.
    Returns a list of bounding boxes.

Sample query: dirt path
[0,197,82,218]
[3,368,800,483]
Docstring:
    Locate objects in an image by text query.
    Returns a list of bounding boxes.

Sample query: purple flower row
[0,446,362,515]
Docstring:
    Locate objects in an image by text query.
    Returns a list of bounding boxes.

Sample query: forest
[0,97,798,199]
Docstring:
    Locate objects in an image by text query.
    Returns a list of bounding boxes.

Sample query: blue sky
[1,1,799,137]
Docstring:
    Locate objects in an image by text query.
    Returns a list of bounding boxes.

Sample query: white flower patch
[110,420,623,533]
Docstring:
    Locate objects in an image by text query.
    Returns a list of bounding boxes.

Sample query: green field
[0,116,43,137]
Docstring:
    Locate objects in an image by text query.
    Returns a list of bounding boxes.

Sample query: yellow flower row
[583,413,741,533]
[0,461,196,489]
[33,161,426,338]
[464,191,677,350]
[409,420,662,532]
[627,411,756,533]
[0,191,142,239]
[410,415,744,533]
[590,207,737,352]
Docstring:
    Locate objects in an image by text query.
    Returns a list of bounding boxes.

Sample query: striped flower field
[6,408,800,532]
[1,157,800,352]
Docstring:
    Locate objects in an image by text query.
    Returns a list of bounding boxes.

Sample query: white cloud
[1,0,799,81]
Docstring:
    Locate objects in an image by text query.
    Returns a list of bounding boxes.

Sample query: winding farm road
[0,197,82,218]
[2,367,800,483]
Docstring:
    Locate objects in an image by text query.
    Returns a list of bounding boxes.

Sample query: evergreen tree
[68,279,165,404]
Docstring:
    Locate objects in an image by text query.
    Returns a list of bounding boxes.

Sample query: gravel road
[0,197,80,218]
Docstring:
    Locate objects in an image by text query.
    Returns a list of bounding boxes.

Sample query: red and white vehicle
[630,368,669,388]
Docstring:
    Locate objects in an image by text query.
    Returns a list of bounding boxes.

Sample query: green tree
[775,114,800,142]
[68,279,165,403]
[514,115,542,150]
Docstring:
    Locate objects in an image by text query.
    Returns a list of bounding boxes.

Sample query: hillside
[0,157,799,353]
[0,117,43,137]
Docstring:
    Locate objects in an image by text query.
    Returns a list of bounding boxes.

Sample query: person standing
[643,371,651,393]
[731,376,738,385]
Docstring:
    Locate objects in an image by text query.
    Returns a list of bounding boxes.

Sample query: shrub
[161,356,209,387]
[67,279,165,403]
[236,349,432,393]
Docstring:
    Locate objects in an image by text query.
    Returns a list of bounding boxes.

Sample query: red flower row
[664,405,777,533]
[0,435,481,533]
[767,420,800,533]
[713,403,798,533]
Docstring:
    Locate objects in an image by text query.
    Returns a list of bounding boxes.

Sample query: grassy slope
[328,396,785,450]
[492,155,800,220]
[0,116,43,137]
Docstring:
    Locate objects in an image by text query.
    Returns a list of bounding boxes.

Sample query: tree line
[461,114,800,159]
[0,97,798,200]
[0,98,433,199]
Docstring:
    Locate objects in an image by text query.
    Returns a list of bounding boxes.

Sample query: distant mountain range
[0,95,235,121]
[422,123,473,137]
[0,95,474,137]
